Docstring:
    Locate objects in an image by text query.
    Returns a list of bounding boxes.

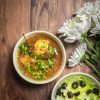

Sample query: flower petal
[68,43,87,67]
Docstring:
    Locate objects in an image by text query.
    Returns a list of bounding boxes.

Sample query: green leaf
[96,41,100,47]
[33,69,48,80]
[38,41,46,48]
[91,54,100,63]
[27,64,33,72]
[81,54,90,61]
[36,60,48,69]
[85,54,90,60]
[34,75,42,80]
[48,59,54,67]
[49,46,55,55]
[95,41,100,53]
[96,47,100,53]
[19,43,29,55]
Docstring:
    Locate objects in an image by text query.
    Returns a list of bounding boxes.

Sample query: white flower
[58,15,91,43]
[90,15,100,36]
[90,23,100,36]
[76,1,100,16]
[58,1,100,67]
[58,1,100,43]
[68,43,87,67]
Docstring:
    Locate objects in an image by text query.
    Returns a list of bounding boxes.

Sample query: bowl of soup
[51,72,100,100]
[13,31,66,84]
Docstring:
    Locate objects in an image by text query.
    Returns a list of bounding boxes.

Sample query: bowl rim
[13,30,66,84]
[51,72,100,100]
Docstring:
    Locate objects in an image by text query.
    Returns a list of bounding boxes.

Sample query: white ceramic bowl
[51,72,100,100]
[13,31,66,84]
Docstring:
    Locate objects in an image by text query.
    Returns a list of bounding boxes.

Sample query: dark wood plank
[0,0,31,100]
[0,0,98,100]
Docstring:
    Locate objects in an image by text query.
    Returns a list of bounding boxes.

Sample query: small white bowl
[13,31,66,84]
[51,72,100,100]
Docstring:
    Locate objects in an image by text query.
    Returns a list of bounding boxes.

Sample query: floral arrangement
[58,1,100,76]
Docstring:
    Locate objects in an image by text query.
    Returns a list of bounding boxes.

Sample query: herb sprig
[81,33,100,76]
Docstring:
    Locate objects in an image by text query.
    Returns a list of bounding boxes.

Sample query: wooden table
[0,0,98,100]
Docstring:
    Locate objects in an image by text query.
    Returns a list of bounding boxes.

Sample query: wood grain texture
[0,0,98,100]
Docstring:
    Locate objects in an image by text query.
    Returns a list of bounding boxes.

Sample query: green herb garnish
[19,43,29,55]
[49,46,55,55]
[38,41,46,48]
[27,64,33,72]
[34,75,42,80]
[33,70,48,80]
[48,59,54,67]
[36,60,48,69]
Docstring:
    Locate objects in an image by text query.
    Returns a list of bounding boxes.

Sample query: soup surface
[17,34,62,80]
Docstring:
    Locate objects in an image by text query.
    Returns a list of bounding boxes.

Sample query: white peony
[58,15,91,43]
[58,1,100,67]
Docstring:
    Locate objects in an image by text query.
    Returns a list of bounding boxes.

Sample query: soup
[17,34,62,80]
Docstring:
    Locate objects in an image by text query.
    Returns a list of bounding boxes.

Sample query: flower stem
[84,59,100,76]
[84,38,99,55]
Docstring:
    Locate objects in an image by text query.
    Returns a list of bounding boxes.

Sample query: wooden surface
[0,0,98,100]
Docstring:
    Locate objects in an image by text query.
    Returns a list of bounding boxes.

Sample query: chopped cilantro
[36,60,48,69]
[49,46,55,55]
[38,41,46,48]
[27,64,33,72]
[19,43,29,55]
[34,75,42,80]
[48,59,54,67]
